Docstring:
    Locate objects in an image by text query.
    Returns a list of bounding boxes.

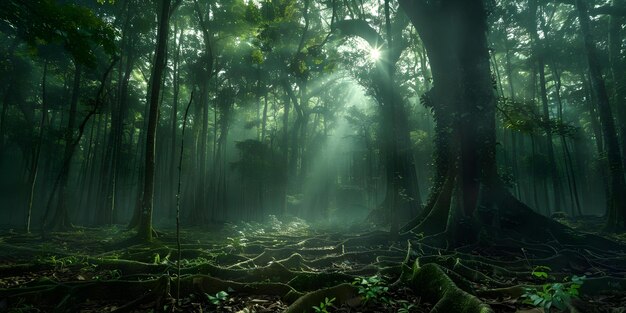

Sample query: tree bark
[136,0,173,241]
[575,0,626,230]
[397,0,505,243]
[608,0,626,172]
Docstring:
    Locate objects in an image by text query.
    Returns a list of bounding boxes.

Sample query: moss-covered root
[284,283,359,313]
[403,262,493,313]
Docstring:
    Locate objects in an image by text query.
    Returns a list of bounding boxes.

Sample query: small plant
[36,255,81,270]
[531,265,551,280]
[153,253,161,264]
[206,290,229,306]
[93,269,121,281]
[397,300,416,313]
[312,297,335,313]
[522,274,585,311]
[226,232,248,252]
[352,275,390,304]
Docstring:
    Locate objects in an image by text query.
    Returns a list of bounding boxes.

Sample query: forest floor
[0,216,625,313]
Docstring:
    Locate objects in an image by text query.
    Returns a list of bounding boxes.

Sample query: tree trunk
[608,0,626,172]
[336,13,422,228]
[551,63,582,216]
[397,0,513,244]
[279,90,290,215]
[575,0,626,230]
[136,0,173,241]
[528,0,561,214]
[585,74,611,212]
[194,83,209,223]
[169,21,182,219]
[26,61,49,233]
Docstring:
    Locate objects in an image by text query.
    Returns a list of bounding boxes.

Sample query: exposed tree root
[402,262,494,313]
[0,274,303,310]
[2,225,625,312]
[284,283,359,313]
[288,272,355,291]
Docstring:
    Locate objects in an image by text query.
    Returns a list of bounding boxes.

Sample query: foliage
[496,97,578,138]
[531,265,552,280]
[226,232,248,252]
[396,300,416,313]
[0,0,117,66]
[226,215,311,238]
[36,255,81,270]
[352,275,390,304]
[206,290,230,306]
[231,139,274,180]
[522,266,585,312]
[312,296,335,313]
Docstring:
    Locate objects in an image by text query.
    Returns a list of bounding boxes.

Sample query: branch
[333,19,385,48]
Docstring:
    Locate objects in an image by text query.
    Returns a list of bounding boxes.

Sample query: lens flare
[369,47,381,61]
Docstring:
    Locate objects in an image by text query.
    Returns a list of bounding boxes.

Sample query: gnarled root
[402,262,493,313]
[284,283,359,313]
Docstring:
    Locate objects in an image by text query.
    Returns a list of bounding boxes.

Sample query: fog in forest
[0,0,614,230]
[1,0,625,312]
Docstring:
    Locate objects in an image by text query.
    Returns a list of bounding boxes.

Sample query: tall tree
[527,0,562,215]
[574,0,626,230]
[135,0,178,241]
[608,0,626,171]
[397,0,591,245]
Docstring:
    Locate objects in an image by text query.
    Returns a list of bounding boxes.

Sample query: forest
[0,0,626,312]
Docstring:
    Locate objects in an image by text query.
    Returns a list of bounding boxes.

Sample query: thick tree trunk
[397,0,527,244]
[575,0,626,230]
[136,0,172,241]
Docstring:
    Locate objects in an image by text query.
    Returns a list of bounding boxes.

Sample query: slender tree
[135,0,177,241]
